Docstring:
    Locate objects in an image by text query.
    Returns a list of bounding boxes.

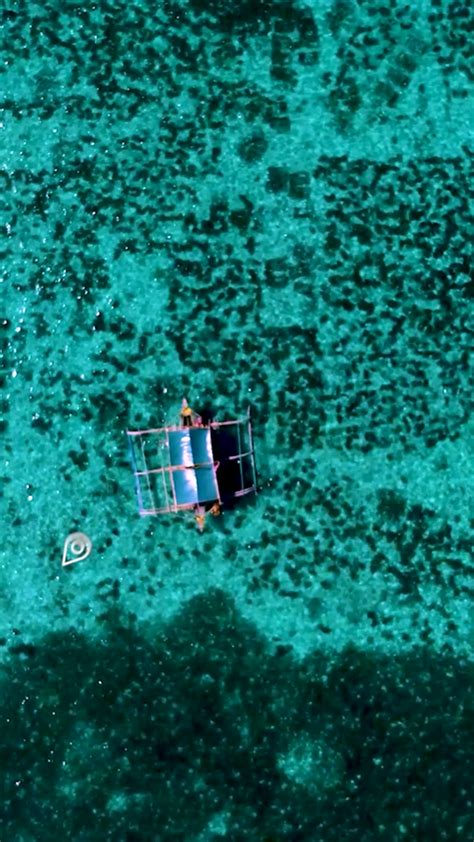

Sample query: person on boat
[194,504,206,532]
[180,398,194,427]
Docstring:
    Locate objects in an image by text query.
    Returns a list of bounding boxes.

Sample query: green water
[1,1,473,839]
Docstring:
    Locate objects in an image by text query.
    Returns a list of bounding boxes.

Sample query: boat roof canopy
[127,414,257,516]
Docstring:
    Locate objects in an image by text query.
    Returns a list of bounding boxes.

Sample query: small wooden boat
[126,403,257,530]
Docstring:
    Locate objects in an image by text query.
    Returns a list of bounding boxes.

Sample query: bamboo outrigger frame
[126,407,257,517]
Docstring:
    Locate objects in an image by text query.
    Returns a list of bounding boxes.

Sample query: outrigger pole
[127,432,145,513]
[247,405,258,494]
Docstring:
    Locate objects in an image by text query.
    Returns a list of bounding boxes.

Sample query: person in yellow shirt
[180,398,194,427]
[194,504,206,532]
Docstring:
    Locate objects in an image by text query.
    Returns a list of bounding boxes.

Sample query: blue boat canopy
[126,409,257,516]
[168,428,218,506]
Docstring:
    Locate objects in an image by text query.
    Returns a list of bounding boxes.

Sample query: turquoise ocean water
[1,1,473,839]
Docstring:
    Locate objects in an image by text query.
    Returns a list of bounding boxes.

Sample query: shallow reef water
[1,0,473,839]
